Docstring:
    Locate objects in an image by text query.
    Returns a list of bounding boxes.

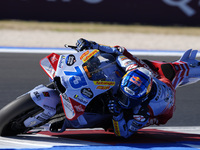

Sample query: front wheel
[0,94,43,136]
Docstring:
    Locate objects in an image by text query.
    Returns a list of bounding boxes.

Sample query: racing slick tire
[0,93,43,136]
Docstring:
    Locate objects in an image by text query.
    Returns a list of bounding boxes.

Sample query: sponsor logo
[93,81,115,86]
[133,115,146,122]
[43,104,56,111]
[125,61,135,66]
[124,87,135,95]
[112,120,121,136]
[62,96,74,112]
[126,64,137,71]
[82,50,99,63]
[96,86,110,90]
[81,88,93,98]
[34,91,41,100]
[74,105,84,112]
[50,54,58,64]
[80,50,89,60]
[121,57,128,61]
[66,54,76,66]
[58,55,65,68]
[62,93,69,102]
[74,95,89,104]
[43,92,50,97]
[130,76,142,86]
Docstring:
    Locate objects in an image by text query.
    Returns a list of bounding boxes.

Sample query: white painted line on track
[1,46,200,56]
[0,133,106,149]
[0,126,200,149]
[146,126,200,135]
[184,144,200,149]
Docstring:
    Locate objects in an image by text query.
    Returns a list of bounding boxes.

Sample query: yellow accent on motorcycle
[112,120,121,136]
[83,66,92,79]
[93,81,115,86]
[82,50,99,63]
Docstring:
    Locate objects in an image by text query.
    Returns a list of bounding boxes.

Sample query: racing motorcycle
[0,45,200,136]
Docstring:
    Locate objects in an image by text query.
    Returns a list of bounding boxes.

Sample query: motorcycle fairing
[24,85,60,127]
[55,50,121,120]
[40,53,60,79]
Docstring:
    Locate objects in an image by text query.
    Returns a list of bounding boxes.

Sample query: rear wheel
[0,94,43,136]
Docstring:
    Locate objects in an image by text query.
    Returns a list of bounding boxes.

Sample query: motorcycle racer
[75,38,175,138]
[2,39,200,137]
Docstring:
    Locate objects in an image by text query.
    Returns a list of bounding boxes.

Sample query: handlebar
[64,44,79,52]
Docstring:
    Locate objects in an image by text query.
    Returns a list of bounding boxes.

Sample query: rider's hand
[76,38,92,51]
[108,100,122,116]
[127,115,149,132]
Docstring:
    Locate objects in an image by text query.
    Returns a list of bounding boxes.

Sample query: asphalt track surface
[0,52,200,150]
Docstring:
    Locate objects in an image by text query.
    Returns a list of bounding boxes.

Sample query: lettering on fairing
[82,50,99,63]
[66,54,76,66]
[93,81,115,86]
[74,95,89,104]
[34,91,41,100]
[58,55,65,68]
[74,105,84,112]
[50,54,59,64]
[43,104,56,111]
[96,86,110,90]
[81,88,93,98]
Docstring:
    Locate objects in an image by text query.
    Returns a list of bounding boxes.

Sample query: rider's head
[118,67,153,109]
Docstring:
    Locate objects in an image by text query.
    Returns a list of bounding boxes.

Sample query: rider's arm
[76,38,144,71]
[108,100,149,138]
[92,43,125,55]
[112,113,149,138]
[116,55,138,72]
[76,38,125,55]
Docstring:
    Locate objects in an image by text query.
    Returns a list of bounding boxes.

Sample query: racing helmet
[118,67,153,108]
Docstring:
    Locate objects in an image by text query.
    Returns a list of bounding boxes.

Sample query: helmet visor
[117,88,145,108]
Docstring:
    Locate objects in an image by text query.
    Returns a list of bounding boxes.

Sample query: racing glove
[76,38,125,55]
[76,38,94,51]
[127,115,149,133]
[108,99,122,116]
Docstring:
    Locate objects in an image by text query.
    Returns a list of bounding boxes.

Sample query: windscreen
[82,53,116,81]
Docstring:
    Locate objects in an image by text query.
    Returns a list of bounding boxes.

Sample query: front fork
[23,84,61,128]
